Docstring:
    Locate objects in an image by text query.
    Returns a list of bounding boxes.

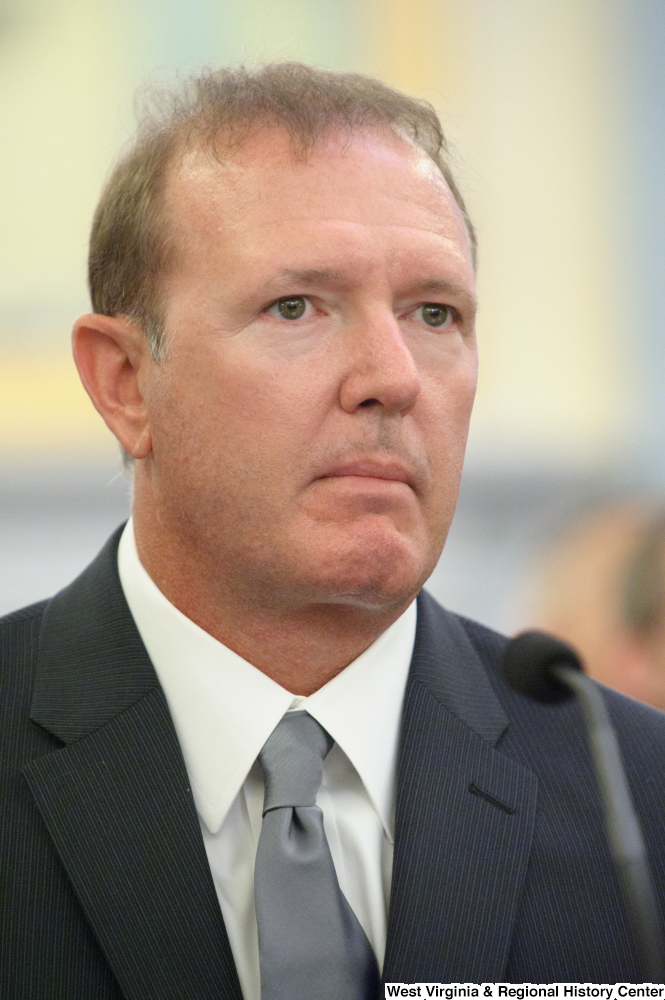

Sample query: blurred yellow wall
[0,0,631,466]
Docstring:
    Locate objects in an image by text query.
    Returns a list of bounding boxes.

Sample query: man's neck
[132,516,414,696]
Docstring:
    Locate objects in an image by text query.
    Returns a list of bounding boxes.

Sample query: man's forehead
[157,123,475,296]
[164,124,453,224]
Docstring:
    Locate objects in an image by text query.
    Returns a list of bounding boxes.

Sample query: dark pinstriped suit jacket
[2,527,665,999]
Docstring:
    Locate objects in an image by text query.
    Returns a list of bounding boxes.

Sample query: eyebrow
[274,270,474,298]
[410,278,477,310]
[411,278,468,296]
[274,268,346,287]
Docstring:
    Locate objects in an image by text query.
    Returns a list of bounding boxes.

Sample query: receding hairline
[156,118,475,286]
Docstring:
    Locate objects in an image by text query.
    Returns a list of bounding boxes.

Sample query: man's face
[140,126,477,613]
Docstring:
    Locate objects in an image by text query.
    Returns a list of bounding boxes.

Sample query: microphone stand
[553,665,665,983]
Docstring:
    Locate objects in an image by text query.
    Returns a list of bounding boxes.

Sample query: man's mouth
[316,457,419,493]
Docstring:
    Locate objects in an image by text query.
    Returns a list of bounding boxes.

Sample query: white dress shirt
[117,519,416,1000]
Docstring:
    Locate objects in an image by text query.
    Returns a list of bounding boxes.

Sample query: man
[1,64,664,999]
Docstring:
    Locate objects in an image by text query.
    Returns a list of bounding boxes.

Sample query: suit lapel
[24,528,243,1000]
[383,592,538,985]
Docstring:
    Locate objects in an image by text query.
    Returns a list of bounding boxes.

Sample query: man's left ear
[72,313,153,460]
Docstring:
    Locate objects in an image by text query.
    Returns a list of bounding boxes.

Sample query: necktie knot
[259,711,334,814]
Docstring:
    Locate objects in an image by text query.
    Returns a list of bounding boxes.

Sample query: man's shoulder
[0,599,49,671]
[0,526,128,714]
[419,588,665,744]
[0,598,49,628]
[0,599,49,700]
[0,599,60,769]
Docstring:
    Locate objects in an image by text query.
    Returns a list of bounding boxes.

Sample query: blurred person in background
[526,501,665,712]
[2,64,665,999]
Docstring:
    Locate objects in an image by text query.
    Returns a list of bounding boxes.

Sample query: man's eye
[416,303,454,329]
[267,296,311,320]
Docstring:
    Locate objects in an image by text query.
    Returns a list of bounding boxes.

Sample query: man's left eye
[414,303,454,329]
[267,296,313,320]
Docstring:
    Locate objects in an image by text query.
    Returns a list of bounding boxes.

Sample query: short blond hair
[89,62,476,359]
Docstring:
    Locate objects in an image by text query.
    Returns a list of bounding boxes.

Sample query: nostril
[359,398,379,408]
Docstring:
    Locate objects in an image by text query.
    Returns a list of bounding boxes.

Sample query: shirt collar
[117,519,416,839]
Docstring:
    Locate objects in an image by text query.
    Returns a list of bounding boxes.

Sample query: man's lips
[315,459,418,492]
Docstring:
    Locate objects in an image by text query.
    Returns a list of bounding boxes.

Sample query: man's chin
[295,524,436,611]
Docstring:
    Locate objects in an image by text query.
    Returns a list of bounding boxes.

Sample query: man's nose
[338,312,421,415]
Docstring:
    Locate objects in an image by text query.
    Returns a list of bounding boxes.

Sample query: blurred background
[2,0,665,659]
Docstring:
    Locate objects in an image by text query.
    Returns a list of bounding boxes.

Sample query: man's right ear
[72,314,153,460]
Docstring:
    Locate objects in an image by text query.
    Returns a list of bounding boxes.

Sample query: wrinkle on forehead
[162,126,474,286]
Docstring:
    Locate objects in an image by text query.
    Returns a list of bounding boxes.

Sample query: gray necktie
[254,711,381,1000]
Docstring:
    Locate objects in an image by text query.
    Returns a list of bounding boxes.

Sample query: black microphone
[503,631,665,983]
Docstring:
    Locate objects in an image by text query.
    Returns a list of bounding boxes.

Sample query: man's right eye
[267,296,310,320]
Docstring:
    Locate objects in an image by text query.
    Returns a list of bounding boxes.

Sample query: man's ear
[72,313,153,460]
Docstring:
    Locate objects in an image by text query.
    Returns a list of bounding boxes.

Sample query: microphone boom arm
[553,665,665,983]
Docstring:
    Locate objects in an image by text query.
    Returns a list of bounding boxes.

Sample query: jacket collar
[412,589,509,746]
[30,524,159,743]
